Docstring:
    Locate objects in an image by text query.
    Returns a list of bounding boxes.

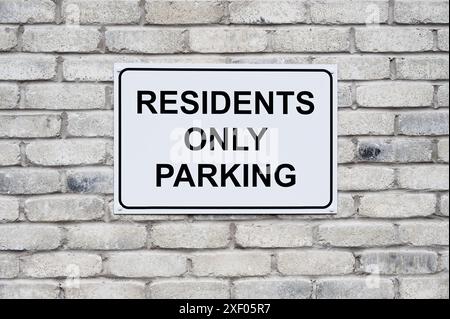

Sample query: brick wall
[0,0,448,299]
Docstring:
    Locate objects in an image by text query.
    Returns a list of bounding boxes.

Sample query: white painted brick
[151,222,229,249]
[234,278,311,299]
[0,142,20,166]
[0,225,62,250]
[438,29,449,51]
[25,195,104,222]
[0,280,59,299]
[278,250,354,275]
[150,279,229,299]
[339,138,355,163]
[437,84,449,107]
[394,0,449,24]
[398,165,449,190]
[317,278,395,299]
[399,275,449,299]
[272,27,349,52]
[356,83,434,107]
[105,252,186,277]
[441,194,449,216]
[65,280,145,299]
[191,251,271,277]
[66,167,113,194]
[0,84,19,109]
[337,193,356,217]
[66,223,146,250]
[313,55,390,80]
[355,28,434,52]
[25,83,105,110]
[23,26,101,53]
[356,138,433,162]
[0,168,61,194]
[106,28,186,53]
[398,111,449,136]
[0,54,56,80]
[62,0,140,24]
[359,250,438,274]
[338,83,352,107]
[190,28,268,53]
[438,138,449,162]
[318,221,397,247]
[338,166,395,190]
[235,222,313,247]
[0,0,55,23]
[359,193,436,218]
[0,114,61,138]
[0,254,19,278]
[21,252,102,278]
[229,0,307,24]
[399,221,449,246]
[311,0,389,24]
[0,26,17,51]
[67,111,113,137]
[339,111,395,135]
[0,197,19,222]
[397,57,449,80]
[26,139,107,166]
[146,0,225,24]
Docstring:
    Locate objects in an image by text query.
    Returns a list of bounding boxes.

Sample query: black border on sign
[118,68,334,210]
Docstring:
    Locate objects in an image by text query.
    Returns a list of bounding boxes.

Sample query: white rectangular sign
[114,64,337,214]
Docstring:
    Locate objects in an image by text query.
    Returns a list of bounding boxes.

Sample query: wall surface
[0,0,449,299]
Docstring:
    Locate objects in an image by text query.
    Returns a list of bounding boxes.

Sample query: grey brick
[337,193,356,217]
[399,275,449,299]
[234,278,311,299]
[396,57,449,80]
[67,111,113,137]
[398,111,449,136]
[0,26,17,51]
[150,279,229,299]
[0,114,61,138]
[0,54,56,80]
[437,84,449,107]
[356,138,433,162]
[338,83,352,107]
[338,166,395,190]
[394,0,449,24]
[0,197,19,222]
[357,83,434,107]
[438,138,449,162]
[66,167,113,194]
[0,0,55,23]
[438,29,449,51]
[0,225,62,250]
[339,138,355,163]
[399,221,449,246]
[0,280,59,299]
[0,254,19,278]
[441,194,449,216]
[338,111,395,135]
[0,168,61,195]
[0,84,19,109]
[398,165,449,190]
[0,142,20,166]
[65,280,146,299]
[316,278,395,299]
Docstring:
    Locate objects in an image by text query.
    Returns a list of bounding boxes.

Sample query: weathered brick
[235,222,313,248]
[399,221,449,246]
[438,138,449,162]
[190,28,267,53]
[311,0,389,24]
[62,0,140,24]
[0,26,17,51]
[66,167,113,194]
[398,165,449,190]
[313,55,390,80]
[339,111,395,135]
[65,280,145,299]
[337,193,356,217]
[338,166,395,190]
[0,254,19,278]
[398,112,449,136]
[0,114,61,138]
[394,0,449,24]
[150,279,229,299]
[0,0,55,23]
[359,193,436,218]
[234,278,311,299]
[0,54,56,80]
[440,251,449,271]
[26,139,108,166]
[438,29,449,51]
[67,111,113,137]
[357,83,434,107]
[441,194,449,216]
[0,142,20,166]
[0,280,59,299]
[22,26,101,53]
[105,252,186,277]
[0,84,19,109]
[106,28,185,53]
[338,83,352,107]
[339,138,355,163]
[316,278,395,299]
[437,84,449,107]
[25,195,104,222]
[355,28,434,52]
[21,252,102,278]
[66,223,146,250]
[229,0,307,24]
[318,221,397,247]
[396,57,449,80]
[151,222,229,249]
[356,138,433,162]
[359,250,438,274]
[278,250,354,275]
[229,54,310,65]
[146,0,225,24]
[0,168,61,194]
[399,275,449,299]
[191,251,271,277]
[0,197,19,222]
[0,225,62,250]
[272,28,349,52]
